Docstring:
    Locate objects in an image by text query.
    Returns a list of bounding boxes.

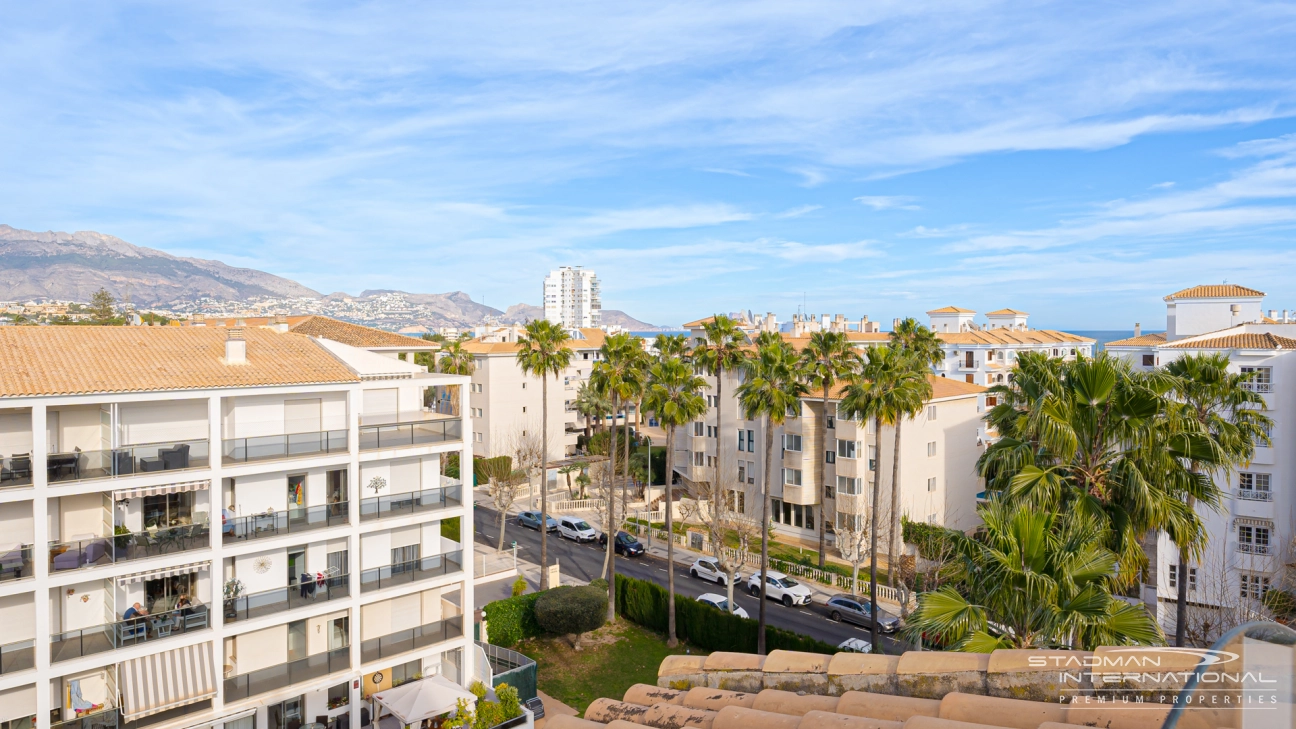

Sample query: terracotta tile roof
[461,328,615,356]
[811,375,986,402]
[289,316,436,349]
[937,329,1094,345]
[1165,332,1296,350]
[0,327,358,398]
[1164,284,1265,301]
[186,316,312,328]
[1104,332,1168,347]
[927,306,976,314]
[986,308,1028,316]
[573,328,607,350]
[682,316,718,328]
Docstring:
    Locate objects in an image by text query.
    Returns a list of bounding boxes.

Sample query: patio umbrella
[372,675,478,726]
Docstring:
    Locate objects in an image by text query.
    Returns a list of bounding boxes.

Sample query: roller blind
[390,593,421,633]
[284,399,322,435]
[390,525,421,549]
[363,389,399,419]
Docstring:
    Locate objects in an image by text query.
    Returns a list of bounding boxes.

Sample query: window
[837,476,862,495]
[473,432,483,442]
[521,382,526,389]
[392,658,423,688]
[327,682,350,711]
[1240,366,1272,393]
[826,415,835,429]
[143,492,194,528]
[927,405,937,420]
[1238,472,1272,501]
[521,406,526,413]
[694,422,704,436]
[926,441,937,457]
[837,440,858,459]
[1255,422,1273,448]
[1142,354,1155,366]
[1168,565,1197,592]
[1238,524,1271,554]
[737,464,746,483]
[746,430,755,451]
[867,444,877,471]
[927,477,936,492]
[392,544,420,571]
[707,455,714,467]
[825,450,835,464]
[1240,572,1271,600]
[706,425,715,438]
[738,430,745,451]
[693,452,704,466]
[783,468,802,486]
[784,434,802,452]
[985,395,998,407]
[927,513,938,524]
[725,489,746,514]
[836,512,863,531]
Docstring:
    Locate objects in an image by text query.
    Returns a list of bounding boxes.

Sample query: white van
[557,516,598,543]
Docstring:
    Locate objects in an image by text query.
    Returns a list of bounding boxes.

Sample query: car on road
[516,510,558,532]
[557,516,598,542]
[837,637,873,653]
[746,570,813,607]
[825,593,902,633]
[697,593,749,619]
[598,530,645,556]
[689,557,739,585]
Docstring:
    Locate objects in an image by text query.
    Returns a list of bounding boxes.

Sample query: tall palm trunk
[1176,494,1196,646]
[819,387,830,568]
[757,414,775,655]
[623,403,631,530]
[714,368,725,514]
[887,417,903,588]
[665,422,679,646]
[868,414,883,651]
[604,394,620,621]
[540,375,551,589]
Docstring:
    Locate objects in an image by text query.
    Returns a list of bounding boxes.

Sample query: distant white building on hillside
[543,267,601,329]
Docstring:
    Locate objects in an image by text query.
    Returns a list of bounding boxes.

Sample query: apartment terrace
[358,410,462,451]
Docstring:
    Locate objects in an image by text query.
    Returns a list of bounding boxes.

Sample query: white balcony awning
[117,560,209,587]
[114,480,209,501]
[120,642,217,720]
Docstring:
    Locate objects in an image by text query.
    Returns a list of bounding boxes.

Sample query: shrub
[902,517,964,560]
[483,592,543,648]
[589,577,608,591]
[442,516,461,543]
[511,575,528,597]
[534,585,608,641]
[454,681,523,729]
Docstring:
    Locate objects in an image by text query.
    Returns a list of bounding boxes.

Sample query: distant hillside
[601,309,659,330]
[0,225,319,304]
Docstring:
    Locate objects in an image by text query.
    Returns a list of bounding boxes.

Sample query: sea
[1065,330,1162,351]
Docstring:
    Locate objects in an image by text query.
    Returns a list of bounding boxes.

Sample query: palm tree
[694,316,748,531]
[644,355,708,646]
[655,333,691,359]
[904,499,1164,651]
[801,331,862,568]
[884,320,941,586]
[839,344,926,650]
[1164,353,1272,646]
[574,381,611,438]
[591,332,648,620]
[515,320,573,590]
[736,333,807,654]
[437,340,476,375]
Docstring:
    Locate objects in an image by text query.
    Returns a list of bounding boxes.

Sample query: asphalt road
[474,505,910,653]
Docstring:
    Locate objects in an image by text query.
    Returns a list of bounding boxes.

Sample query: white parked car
[556,516,597,542]
[746,570,813,607]
[697,593,749,619]
[837,637,873,653]
[689,557,739,585]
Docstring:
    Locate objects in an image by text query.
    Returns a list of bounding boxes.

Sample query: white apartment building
[543,268,601,329]
[926,307,1095,386]
[0,323,473,729]
[1107,284,1293,637]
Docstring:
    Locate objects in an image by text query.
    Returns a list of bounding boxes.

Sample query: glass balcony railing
[360,549,463,593]
[47,439,210,484]
[222,502,349,542]
[0,544,33,581]
[50,605,211,663]
[0,637,34,674]
[221,430,348,465]
[49,524,210,572]
[52,708,119,729]
[360,484,462,522]
[0,453,32,488]
[360,615,463,664]
[224,572,350,623]
[359,419,461,451]
[224,646,350,702]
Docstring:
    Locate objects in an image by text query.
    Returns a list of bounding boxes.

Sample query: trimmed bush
[534,585,608,637]
[615,574,837,654]
[483,592,543,648]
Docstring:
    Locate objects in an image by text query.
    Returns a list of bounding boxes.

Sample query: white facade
[0,327,473,729]
[926,308,1095,387]
[543,267,601,329]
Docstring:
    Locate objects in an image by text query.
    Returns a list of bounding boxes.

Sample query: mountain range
[0,225,659,329]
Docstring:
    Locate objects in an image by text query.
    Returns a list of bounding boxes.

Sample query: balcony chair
[139,455,165,472]
[118,619,147,643]
[112,450,134,476]
[1,454,32,484]
[52,547,83,571]
[83,539,110,565]
[183,605,209,630]
[160,443,190,470]
[0,544,26,578]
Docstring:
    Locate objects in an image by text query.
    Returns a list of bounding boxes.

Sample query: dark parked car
[825,593,901,632]
[598,530,645,556]
[516,510,558,532]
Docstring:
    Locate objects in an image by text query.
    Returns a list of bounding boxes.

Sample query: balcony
[0,544,33,581]
[224,573,350,623]
[360,549,463,593]
[47,439,210,484]
[1238,489,1273,502]
[1238,543,1272,555]
[222,502,349,543]
[52,708,119,729]
[361,614,464,663]
[359,417,462,451]
[222,430,348,465]
[0,637,34,674]
[223,646,350,702]
[49,524,210,572]
[50,605,210,663]
[0,454,32,488]
[360,484,462,522]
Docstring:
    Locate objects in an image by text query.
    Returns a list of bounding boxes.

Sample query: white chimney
[273,315,289,333]
[1134,323,1141,337]
[1284,310,1290,324]
[225,327,247,365]
[1269,309,1278,320]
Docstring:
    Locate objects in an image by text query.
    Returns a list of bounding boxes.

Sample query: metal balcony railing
[222,502,349,542]
[224,646,350,702]
[1238,543,1272,555]
[1238,489,1274,502]
[360,549,463,593]
[48,439,210,484]
[50,605,211,663]
[222,430,348,464]
[224,573,350,623]
[360,615,463,663]
[50,524,210,572]
[359,484,461,522]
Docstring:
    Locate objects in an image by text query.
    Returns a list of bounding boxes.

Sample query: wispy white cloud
[855,195,920,211]
[773,204,822,219]
[899,224,972,238]
[702,168,755,178]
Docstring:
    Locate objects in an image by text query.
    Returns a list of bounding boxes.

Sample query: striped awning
[1235,517,1274,528]
[120,642,216,720]
[114,480,209,501]
[116,561,209,587]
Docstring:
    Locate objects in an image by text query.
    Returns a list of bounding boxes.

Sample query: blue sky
[4,2,1296,328]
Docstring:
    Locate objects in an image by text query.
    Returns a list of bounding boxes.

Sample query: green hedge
[902,517,964,560]
[483,592,543,648]
[615,574,837,654]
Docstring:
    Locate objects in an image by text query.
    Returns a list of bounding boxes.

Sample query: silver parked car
[825,593,901,633]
